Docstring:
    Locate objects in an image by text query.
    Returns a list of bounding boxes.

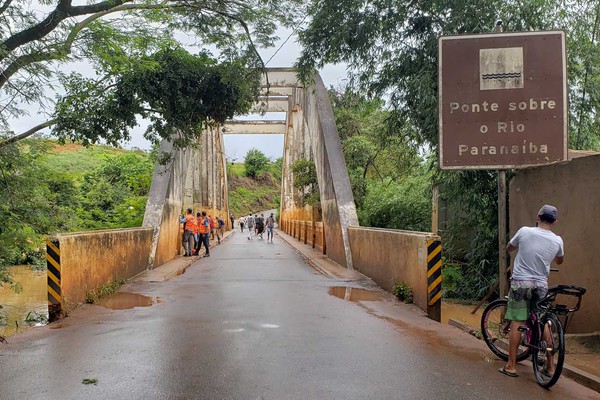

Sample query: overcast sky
[7,25,348,160]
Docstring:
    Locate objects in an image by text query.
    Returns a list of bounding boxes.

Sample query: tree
[329,87,422,207]
[0,140,70,286]
[298,0,592,150]
[562,2,600,149]
[51,47,261,149]
[243,148,269,178]
[291,159,319,206]
[300,0,600,300]
[0,0,305,146]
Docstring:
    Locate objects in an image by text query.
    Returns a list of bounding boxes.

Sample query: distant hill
[227,163,281,218]
[37,140,149,182]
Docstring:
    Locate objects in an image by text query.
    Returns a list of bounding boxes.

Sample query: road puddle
[96,292,158,310]
[0,265,48,338]
[329,287,386,302]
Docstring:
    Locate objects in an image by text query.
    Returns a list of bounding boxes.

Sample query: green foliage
[392,281,414,303]
[0,140,63,285]
[244,148,270,178]
[86,278,127,304]
[53,48,261,149]
[291,159,320,206]
[564,3,600,150]
[358,173,432,232]
[1,0,306,138]
[330,87,424,212]
[270,157,283,180]
[435,170,502,299]
[299,0,573,150]
[0,140,153,289]
[300,0,600,152]
[76,154,153,229]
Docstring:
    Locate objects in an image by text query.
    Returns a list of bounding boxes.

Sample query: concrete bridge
[45,68,442,323]
[5,68,599,398]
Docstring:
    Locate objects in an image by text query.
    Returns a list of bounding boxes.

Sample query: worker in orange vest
[178,208,197,257]
[197,211,210,257]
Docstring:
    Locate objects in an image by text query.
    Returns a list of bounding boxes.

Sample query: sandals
[498,367,519,377]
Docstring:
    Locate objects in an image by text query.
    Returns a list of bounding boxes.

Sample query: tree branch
[206,7,270,91]
[0,119,57,149]
[0,2,184,90]
[0,0,13,15]
[0,0,133,62]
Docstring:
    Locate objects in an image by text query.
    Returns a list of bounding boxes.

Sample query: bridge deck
[1,230,596,399]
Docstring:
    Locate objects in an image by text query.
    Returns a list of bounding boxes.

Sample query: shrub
[392,281,413,303]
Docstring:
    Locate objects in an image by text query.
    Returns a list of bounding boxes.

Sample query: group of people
[179,208,226,257]
[237,212,275,243]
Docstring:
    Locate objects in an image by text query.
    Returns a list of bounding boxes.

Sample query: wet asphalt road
[1,231,598,400]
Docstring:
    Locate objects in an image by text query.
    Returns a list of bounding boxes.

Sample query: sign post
[495,22,509,299]
[439,27,568,298]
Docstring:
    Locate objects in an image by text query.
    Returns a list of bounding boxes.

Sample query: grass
[85,278,127,304]
[38,140,148,182]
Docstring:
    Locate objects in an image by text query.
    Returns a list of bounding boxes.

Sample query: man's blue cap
[538,204,558,220]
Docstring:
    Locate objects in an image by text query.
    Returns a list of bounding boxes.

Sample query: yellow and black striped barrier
[46,239,62,321]
[427,239,442,321]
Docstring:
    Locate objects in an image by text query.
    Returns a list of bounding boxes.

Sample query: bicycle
[481,283,586,388]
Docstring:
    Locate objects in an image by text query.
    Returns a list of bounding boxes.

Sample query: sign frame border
[438,30,568,170]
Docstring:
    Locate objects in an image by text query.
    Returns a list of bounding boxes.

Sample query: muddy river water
[0,265,48,338]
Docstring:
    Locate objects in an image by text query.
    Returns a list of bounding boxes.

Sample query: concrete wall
[510,155,600,333]
[143,140,191,268]
[55,228,153,307]
[143,127,230,268]
[348,227,441,317]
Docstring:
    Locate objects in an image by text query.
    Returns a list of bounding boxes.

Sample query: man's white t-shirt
[509,226,564,285]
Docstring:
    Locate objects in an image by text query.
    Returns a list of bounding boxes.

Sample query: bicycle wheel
[481,299,530,362]
[533,312,565,388]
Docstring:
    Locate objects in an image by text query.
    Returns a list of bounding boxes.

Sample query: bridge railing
[280,218,326,253]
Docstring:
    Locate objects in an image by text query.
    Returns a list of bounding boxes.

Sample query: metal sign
[438,31,568,170]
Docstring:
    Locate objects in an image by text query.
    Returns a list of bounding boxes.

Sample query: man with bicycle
[499,204,564,378]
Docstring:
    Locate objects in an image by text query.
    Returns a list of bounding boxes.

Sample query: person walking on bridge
[246,213,255,240]
[216,216,225,244]
[266,213,275,243]
[179,208,197,257]
[238,215,246,232]
[256,213,265,239]
[230,213,235,230]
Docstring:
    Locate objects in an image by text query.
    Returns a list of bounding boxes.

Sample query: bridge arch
[143,68,359,269]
